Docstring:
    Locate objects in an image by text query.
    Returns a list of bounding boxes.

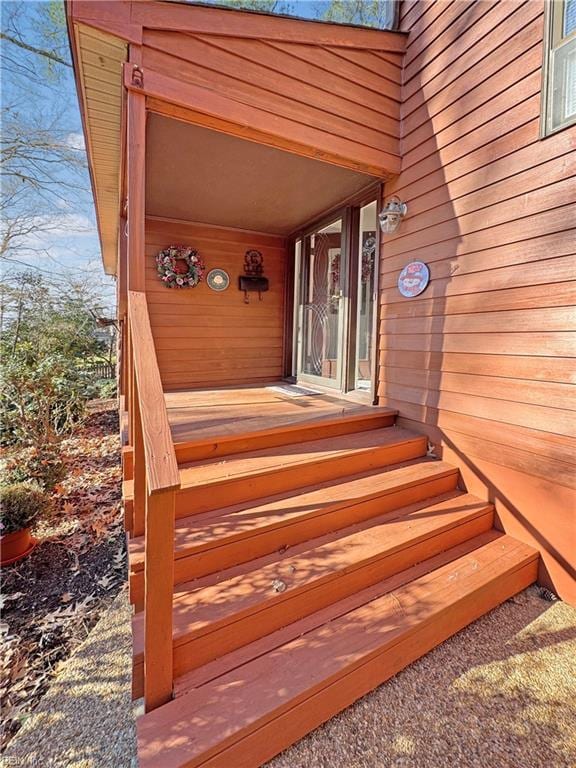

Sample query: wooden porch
[119,314,537,766]
[124,383,384,446]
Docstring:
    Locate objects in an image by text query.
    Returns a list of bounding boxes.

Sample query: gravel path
[3,585,575,768]
[2,589,137,768]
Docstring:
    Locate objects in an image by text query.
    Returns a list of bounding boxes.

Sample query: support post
[126,46,146,294]
[144,487,175,711]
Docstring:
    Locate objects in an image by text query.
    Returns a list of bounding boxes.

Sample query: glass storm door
[295,199,378,396]
[297,218,345,389]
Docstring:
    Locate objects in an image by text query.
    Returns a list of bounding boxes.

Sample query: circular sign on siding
[206,268,230,292]
[398,261,430,298]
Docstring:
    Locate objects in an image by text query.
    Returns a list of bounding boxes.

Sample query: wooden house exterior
[67,1,575,766]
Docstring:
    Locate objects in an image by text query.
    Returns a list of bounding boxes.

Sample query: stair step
[128,459,460,606]
[137,533,538,768]
[132,492,494,697]
[122,407,398,479]
[124,426,427,519]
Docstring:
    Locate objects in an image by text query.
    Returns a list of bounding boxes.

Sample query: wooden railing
[128,289,180,711]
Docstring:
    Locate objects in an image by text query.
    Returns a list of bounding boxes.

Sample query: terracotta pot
[0,528,37,566]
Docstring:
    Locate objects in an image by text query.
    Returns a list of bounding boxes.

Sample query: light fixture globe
[378,197,408,235]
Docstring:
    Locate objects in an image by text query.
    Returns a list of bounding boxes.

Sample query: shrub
[0,483,52,534]
[0,351,91,447]
[94,378,117,400]
[3,444,66,492]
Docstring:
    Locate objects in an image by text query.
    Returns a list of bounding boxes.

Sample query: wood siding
[140,28,402,177]
[145,218,286,390]
[377,0,576,602]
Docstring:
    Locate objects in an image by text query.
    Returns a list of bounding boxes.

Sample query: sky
[1,0,115,311]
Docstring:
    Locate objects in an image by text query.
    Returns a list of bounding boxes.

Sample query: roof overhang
[66,1,405,276]
[66,16,127,275]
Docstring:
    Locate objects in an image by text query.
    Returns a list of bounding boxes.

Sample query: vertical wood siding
[378,0,576,601]
[145,219,286,390]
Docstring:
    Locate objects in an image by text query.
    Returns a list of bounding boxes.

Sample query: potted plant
[0,483,51,565]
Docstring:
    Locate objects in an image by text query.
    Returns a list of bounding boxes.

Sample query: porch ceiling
[146,115,378,235]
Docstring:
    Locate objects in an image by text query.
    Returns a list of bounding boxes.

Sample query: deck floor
[163,383,379,444]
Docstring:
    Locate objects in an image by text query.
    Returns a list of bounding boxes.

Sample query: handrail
[128,288,179,711]
[128,290,180,494]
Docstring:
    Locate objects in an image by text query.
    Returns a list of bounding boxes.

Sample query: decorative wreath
[156,245,205,288]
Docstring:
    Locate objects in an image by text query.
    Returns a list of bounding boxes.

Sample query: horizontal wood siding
[378,0,576,602]
[141,30,402,176]
[145,219,286,390]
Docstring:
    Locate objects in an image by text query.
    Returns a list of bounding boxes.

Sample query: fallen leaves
[1,402,125,750]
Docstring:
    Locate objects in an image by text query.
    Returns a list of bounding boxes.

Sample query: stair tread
[129,458,458,567]
[170,406,397,447]
[132,491,493,656]
[137,533,538,768]
[123,426,424,498]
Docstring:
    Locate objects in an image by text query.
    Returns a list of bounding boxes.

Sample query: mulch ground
[1,400,125,751]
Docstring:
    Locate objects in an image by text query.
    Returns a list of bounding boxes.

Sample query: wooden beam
[128,68,399,177]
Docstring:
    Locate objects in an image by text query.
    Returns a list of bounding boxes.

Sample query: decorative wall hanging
[156,245,205,288]
[398,261,430,298]
[361,234,376,283]
[206,268,230,292]
[239,249,269,303]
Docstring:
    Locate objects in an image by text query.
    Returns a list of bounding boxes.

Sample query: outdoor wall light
[378,197,408,235]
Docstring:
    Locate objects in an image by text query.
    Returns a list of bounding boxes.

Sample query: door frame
[285,181,383,401]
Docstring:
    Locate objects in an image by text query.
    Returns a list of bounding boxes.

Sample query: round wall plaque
[206,268,230,292]
[398,261,430,298]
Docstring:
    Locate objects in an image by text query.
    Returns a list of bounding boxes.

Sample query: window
[542,0,576,135]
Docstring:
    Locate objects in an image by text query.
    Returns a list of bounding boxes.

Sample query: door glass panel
[300,219,343,385]
[354,202,377,391]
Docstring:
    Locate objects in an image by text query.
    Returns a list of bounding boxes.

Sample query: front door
[294,198,378,396]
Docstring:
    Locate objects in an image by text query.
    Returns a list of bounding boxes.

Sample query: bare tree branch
[0,31,72,67]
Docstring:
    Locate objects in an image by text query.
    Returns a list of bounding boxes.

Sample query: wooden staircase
[125,408,538,768]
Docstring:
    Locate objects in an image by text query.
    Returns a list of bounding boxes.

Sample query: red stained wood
[136,534,538,768]
[126,67,145,292]
[124,410,397,479]
[145,219,287,390]
[142,32,400,136]
[402,1,534,105]
[132,494,496,692]
[128,291,180,493]
[124,427,428,520]
[130,1,406,52]
[376,0,576,605]
[125,65,399,177]
[144,488,175,710]
[128,460,460,605]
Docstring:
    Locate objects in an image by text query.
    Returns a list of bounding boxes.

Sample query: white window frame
[541,0,576,136]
